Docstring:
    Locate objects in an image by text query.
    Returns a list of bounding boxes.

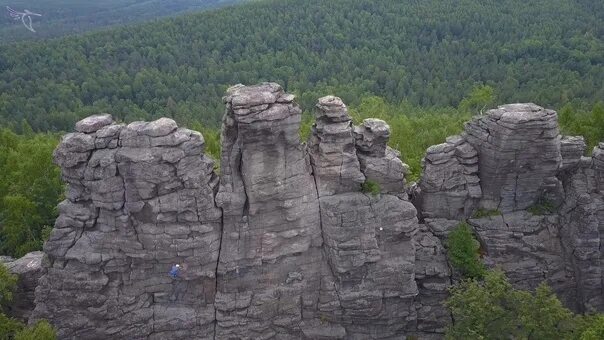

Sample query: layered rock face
[28,86,604,338]
[420,103,604,313]
[308,97,450,338]
[215,83,325,338]
[32,83,450,339]
[465,103,561,211]
[32,115,221,338]
[418,135,481,220]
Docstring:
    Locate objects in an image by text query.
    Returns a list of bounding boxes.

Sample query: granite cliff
[7,83,602,339]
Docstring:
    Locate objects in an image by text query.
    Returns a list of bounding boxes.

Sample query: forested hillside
[1,0,602,133]
[0,0,246,43]
[1,0,604,258]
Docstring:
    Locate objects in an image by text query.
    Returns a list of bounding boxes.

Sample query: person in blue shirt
[169,264,180,279]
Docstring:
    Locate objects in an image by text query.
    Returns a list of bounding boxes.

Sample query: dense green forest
[0,0,247,43]
[1,0,603,133]
[0,128,61,257]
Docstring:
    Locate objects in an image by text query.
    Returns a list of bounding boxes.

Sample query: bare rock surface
[355,119,408,193]
[418,103,604,314]
[465,103,561,212]
[28,85,604,339]
[308,95,365,196]
[32,115,221,339]
[419,134,481,220]
[215,83,325,339]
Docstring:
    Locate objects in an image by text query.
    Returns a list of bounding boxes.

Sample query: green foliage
[0,0,247,44]
[299,112,315,143]
[0,263,22,340]
[349,97,469,180]
[1,0,603,132]
[559,102,604,152]
[14,320,57,340]
[459,85,496,114]
[472,208,502,219]
[447,223,486,279]
[527,198,557,216]
[361,179,381,196]
[0,129,62,257]
[0,263,17,311]
[188,122,222,171]
[446,270,578,340]
[577,315,604,340]
[0,263,57,339]
[0,313,23,340]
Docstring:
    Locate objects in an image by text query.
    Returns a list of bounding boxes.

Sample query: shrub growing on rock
[445,270,576,339]
[447,223,486,279]
[361,179,381,196]
[0,263,56,340]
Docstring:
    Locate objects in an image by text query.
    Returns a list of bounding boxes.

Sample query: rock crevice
[23,85,603,339]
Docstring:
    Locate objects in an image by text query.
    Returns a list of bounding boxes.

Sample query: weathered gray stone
[419,135,480,220]
[465,103,561,212]
[75,114,113,134]
[354,119,408,193]
[308,96,366,196]
[560,136,586,171]
[32,116,221,339]
[32,87,604,339]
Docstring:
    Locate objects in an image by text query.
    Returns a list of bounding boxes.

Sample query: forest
[0,0,247,43]
[0,0,603,132]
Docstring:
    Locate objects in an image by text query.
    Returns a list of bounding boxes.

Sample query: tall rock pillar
[215,83,325,338]
[465,103,561,211]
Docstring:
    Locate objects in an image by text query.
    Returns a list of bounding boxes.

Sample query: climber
[169,264,180,279]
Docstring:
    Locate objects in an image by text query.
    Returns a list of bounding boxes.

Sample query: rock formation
[421,103,604,314]
[19,84,603,339]
[464,103,561,212]
[32,114,221,339]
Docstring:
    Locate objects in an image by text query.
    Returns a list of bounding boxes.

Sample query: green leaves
[0,263,17,312]
[459,85,496,115]
[447,223,486,280]
[14,320,57,340]
[1,0,603,132]
[361,179,381,196]
[0,129,62,257]
[0,263,56,340]
[446,270,578,340]
[446,269,604,339]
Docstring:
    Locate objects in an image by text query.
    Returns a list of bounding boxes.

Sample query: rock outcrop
[421,103,604,314]
[215,83,326,338]
[418,135,481,220]
[32,114,221,339]
[25,85,604,339]
[31,83,450,339]
[464,103,561,212]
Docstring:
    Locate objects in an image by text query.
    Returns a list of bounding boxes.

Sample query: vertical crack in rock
[32,114,222,339]
[25,87,604,339]
[215,83,325,339]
